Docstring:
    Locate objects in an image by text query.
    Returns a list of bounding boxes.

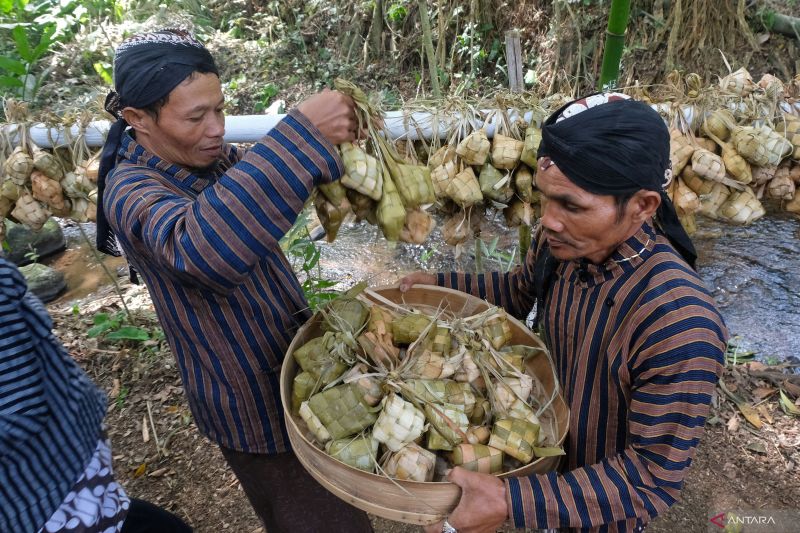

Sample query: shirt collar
[561,222,657,287]
[118,132,224,194]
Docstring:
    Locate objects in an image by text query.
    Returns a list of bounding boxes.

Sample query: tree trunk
[370,0,384,59]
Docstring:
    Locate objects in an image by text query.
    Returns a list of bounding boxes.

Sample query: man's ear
[629,190,661,223]
[121,107,152,134]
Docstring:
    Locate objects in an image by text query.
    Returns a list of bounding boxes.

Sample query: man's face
[537,159,646,264]
[139,72,225,169]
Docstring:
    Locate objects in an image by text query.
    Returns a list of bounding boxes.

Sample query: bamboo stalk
[598,0,632,90]
[417,0,442,99]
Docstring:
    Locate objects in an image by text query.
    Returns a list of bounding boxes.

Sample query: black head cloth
[96,28,219,257]
[531,93,697,327]
[536,92,696,267]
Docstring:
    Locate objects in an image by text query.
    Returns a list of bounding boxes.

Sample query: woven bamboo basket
[280,285,569,525]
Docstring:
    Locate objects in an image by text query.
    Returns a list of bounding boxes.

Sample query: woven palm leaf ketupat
[428,145,457,170]
[491,134,524,170]
[430,158,458,198]
[30,170,68,214]
[292,371,318,414]
[446,167,483,207]
[513,165,535,202]
[5,146,33,186]
[392,312,433,345]
[520,123,542,168]
[318,180,348,206]
[694,137,718,154]
[767,170,795,200]
[450,443,504,474]
[718,187,765,225]
[442,212,471,246]
[372,393,426,452]
[681,166,715,195]
[425,403,469,451]
[691,149,726,182]
[314,193,349,243]
[703,109,735,141]
[375,168,406,241]
[299,401,333,443]
[669,129,695,177]
[381,443,436,482]
[465,424,491,445]
[673,178,701,213]
[731,126,771,167]
[308,383,379,440]
[478,164,514,204]
[292,334,348,386]
[400,209,436,244]
[751,165,778,186]
[757,124,793,165]
[11,193,49,230]
[720,67,757,96]
[775,114,800,159]
[456,130,490,166]
[31,145,63,181]
[340,142,383,200]
[698,182,732,220]
[406,379,476,418]
[326,434,379,472]
[488,417,540,464]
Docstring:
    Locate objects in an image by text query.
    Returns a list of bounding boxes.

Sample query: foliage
[281,211,341,311]
[87,310,155,343]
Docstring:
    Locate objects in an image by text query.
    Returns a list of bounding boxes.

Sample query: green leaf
[87,321,115,338]
[93,62,113,85]
[0,75,24,88]
[12,26,32,63]
[31,25,56,61]
[93,312,110,325]
[105,326,150,342]
[0,0,12,14]
[0,56,26,75]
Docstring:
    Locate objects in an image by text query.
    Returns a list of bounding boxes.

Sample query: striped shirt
[436,223,727,532]
[0,258,107,532]
[103,109,342,454]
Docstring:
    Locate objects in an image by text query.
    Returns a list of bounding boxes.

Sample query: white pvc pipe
[5,102,800,148]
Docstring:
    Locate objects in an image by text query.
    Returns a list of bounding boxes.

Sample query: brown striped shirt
[436,223,727,532]
[103,110,342,453]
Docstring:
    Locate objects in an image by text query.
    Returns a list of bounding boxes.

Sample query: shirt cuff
[284,108,345,184]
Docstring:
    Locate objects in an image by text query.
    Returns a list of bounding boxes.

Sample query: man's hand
[296,89,363,145]
[423,467,508,533]
[398,271,437,293]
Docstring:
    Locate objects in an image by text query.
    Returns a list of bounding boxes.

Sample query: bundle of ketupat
[290,286,564,483]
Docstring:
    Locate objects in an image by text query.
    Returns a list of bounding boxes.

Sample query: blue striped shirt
[103,110,343,454]
[436,223,727,532]
[0,258,107,532]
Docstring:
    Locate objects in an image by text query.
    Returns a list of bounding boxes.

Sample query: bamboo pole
[598,0,632,90]
[417,0,442,99]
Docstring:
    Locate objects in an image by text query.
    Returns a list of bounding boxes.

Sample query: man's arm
[400,227,542,320]
[106,108,343,294]
[429,303,726,532]
[506,308,726,529]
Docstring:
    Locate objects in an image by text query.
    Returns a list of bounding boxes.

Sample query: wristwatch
[441,519,458,533]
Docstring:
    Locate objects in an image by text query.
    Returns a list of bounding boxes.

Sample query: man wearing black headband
[401,93,727,533]
[97,29,372,531]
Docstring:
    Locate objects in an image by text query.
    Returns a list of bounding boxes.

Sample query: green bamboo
[417,0,442,99]
[598,0,632,91]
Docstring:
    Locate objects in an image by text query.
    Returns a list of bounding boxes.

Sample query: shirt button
[605,297,614,307]
[578,271,589,282]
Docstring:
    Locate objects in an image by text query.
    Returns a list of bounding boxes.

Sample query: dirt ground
[47,282,800,533]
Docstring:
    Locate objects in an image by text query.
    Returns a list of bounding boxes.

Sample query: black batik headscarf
[96,28,218,257]
[532,93,697,325]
